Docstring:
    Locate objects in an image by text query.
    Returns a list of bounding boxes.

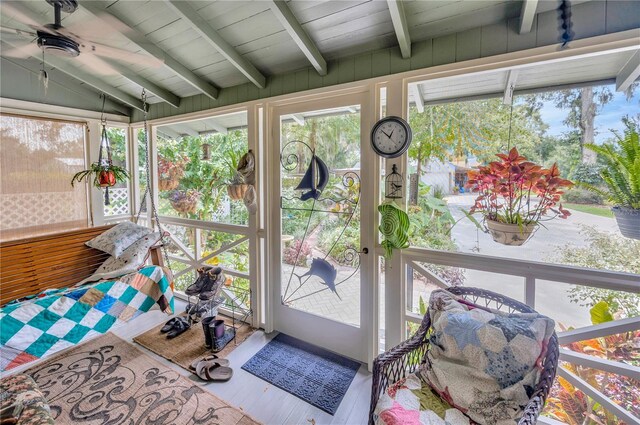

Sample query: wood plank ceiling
[0,0,610,114]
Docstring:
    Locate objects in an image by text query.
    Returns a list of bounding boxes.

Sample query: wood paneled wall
[130,0,639,123]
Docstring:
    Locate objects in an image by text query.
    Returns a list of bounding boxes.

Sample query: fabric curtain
[0,114,89,241]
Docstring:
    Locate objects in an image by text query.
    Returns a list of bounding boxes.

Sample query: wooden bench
[0,225,164,305]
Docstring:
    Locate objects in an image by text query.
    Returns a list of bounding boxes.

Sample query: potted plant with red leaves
[465,147,573,246]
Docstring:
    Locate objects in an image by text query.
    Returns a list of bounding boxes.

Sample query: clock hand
[381,129,391,138]
[389,129,395,138]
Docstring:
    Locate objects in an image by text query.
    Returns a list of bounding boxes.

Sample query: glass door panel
[279,106,362,327]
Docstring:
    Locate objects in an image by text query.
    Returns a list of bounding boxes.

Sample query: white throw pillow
[86,222,152,258]
[77,232,163,285]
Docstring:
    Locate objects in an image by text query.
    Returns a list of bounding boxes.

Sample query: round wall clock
[370,116,413,158]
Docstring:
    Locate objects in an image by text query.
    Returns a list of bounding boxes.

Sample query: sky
[538,85,640,143]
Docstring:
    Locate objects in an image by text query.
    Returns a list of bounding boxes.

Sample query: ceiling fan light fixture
[37,31,80,57]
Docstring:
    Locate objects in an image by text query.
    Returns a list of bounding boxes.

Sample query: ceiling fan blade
[74,53,120,76]
[78,41,165,68]
[0,42,41,60]
[1,2,57,35]
[0,25,37,39]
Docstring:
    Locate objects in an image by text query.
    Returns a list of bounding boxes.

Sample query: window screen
[0,114,89,241]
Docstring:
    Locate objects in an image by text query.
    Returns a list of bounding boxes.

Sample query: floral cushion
[85,222,152,258]
[77,232,163,285]
[0,374,54,425]
[374,373,470,425]
[422,290,555,425]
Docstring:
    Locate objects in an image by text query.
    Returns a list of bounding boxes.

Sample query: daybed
[0,225,174,372]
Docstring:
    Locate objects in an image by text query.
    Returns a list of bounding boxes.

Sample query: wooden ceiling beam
[157,127,182,140]
[268,1,327,76]
[409,84,424,113]
[99,62,181,108]
[164,0,266,89]
[170,123,199,137]
[519,0,539,34]
[1,38,143,111]
[616,50,640,93]
[81,2,219,100]
[387,0,412,59]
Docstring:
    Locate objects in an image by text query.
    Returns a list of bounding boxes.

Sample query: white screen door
[268,92,374,362]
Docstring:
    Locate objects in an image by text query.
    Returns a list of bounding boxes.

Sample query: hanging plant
[158,156,186,191]
[168,189,201,215]
[226,171,248,200]
[465,147,573,246]
[71,162,129,188]
[582,124,640,239]
[70,116,129,205]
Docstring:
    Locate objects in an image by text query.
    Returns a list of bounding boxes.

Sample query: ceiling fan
[1,0,163,74]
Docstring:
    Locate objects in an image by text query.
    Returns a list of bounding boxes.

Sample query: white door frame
[266,88,375,363]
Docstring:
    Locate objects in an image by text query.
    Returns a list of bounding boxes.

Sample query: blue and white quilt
[0,265,174,372]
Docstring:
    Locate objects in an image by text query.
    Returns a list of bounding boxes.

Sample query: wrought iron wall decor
[280,140,362,304]
[385,164,403,199]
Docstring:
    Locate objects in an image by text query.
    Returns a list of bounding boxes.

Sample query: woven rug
[25,332,260,425]
[133,314,256,373]
[241,333,361,415]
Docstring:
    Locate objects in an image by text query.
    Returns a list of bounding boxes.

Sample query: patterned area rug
[133,314,255,373]
[25,332,260,425]
[241,333,361,415]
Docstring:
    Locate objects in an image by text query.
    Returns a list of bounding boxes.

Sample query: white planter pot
[486,220,537,246]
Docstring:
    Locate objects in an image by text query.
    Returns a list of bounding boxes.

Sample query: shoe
[211,324,236,353]
[202,316,216,348]
[185,266,222,296]
[160,317,179,333]
[166,317,190,339]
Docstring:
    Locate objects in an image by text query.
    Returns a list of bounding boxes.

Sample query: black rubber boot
[201,316,216,348]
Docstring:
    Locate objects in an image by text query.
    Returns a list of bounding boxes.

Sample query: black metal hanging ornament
[559,0,574,48]
[385,164,403,199]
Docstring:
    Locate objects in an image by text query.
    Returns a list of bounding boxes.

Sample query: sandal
[160,317,180,333]
[166,317,190,339]
[195,359,233,382]
[188,355,229,372]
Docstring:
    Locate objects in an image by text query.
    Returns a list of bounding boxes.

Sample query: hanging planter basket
[169,190,200,215]
[98,170,117,187]
[486,220,537,246]
[227,183,249,200]
[612,207,640,240]
[158,178,180,191]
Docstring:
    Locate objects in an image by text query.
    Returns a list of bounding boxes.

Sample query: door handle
[360,248,369,254]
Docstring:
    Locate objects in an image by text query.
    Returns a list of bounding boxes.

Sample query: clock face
[371,116,412,158]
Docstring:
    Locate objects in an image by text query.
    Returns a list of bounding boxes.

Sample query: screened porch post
[383,79,408,350]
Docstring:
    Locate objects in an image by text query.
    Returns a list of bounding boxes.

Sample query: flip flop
[166,317,190,339]
[160,317,180,333]
[188,355,229,372]
[195,359,233,382]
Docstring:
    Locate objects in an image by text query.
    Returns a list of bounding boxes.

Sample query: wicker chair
[368,286,559,425]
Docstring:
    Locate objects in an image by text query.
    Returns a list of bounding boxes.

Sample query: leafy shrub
[555,225,640,318]
[570,163,603,186]
[432,185,446,200]
[562,187,603,205]
[283,240,312,267]
[317,220,360,265]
